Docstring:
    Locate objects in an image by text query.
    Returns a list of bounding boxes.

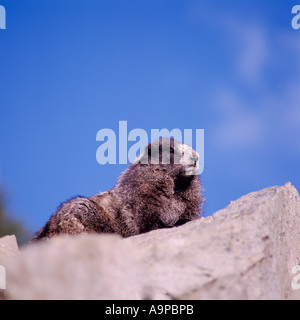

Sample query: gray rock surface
[1,183,300,299]
[0,235,19,298]
[3,235,142,299]
[128,182,300,299]
[0,235,18,265]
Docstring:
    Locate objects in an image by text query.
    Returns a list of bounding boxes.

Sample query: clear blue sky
[1,0,300,235]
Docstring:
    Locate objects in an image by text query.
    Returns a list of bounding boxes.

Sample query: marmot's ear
[147,142,152,156]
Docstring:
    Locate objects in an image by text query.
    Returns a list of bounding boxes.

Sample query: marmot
[32,138,203,241]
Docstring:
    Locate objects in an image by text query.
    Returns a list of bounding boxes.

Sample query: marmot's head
[132,137,199,178]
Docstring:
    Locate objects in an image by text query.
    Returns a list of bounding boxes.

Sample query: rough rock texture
[128,182,300,300]
[1,183,300,300]
[0,235,19,298]
[0,235,18,264]
[3,235,142,300]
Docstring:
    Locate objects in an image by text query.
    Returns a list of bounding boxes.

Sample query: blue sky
[0,0,300,236]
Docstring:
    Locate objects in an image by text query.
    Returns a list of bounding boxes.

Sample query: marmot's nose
[191,150,199,161]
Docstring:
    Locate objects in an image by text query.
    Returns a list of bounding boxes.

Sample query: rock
[0,235,19,298]
[4,235,143,300]
[127,182,300,299]
[2,183,300,299]
[0,235,19,265]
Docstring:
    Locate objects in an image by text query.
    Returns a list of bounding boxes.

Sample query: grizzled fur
[32,138,203,241]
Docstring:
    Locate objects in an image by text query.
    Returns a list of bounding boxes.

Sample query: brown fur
[32,138,203,241]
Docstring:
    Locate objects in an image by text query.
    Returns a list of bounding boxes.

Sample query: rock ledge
[1,183,300,299]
